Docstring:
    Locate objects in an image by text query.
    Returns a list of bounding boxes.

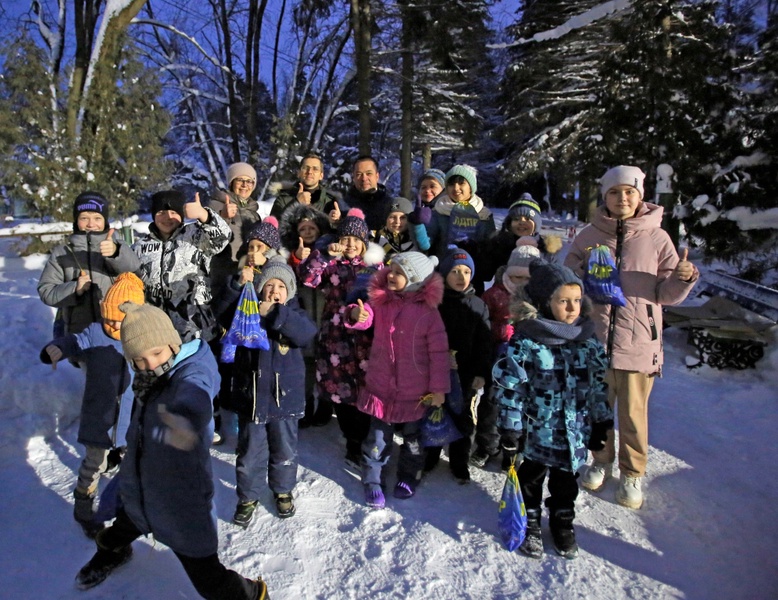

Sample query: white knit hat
[600,166,645,199]
[392,251,439,293]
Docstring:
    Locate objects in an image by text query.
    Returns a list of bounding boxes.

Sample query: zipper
[606,220,625,365]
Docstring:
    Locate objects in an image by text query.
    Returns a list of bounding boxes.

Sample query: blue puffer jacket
[492,305,612,473]
[229,298,318,423]
[120,340,219,558]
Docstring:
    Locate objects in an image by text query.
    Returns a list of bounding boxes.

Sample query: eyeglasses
[301,166,321,173]
[234,178,255,186]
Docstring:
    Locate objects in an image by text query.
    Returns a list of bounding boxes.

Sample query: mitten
[588,419,613,451]
[408,197,432,226]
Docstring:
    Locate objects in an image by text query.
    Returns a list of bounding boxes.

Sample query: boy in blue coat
[228,259,318,527]
[492,260,613,560]
[41,272,144,538]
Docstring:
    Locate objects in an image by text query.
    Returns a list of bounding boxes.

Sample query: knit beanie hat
[256,258,297,302]
[101,273,145,322]
[418,168,446,189]
[388,197,413,215]
[119,302,182,361]
[391,251,439,293]
[247,216,281,250]
[445,164,478,195]
[438,245,475,278]
[73,191,109,228]
[226,162,257,186]
[151,190,186,221]
[600,165,645,199]
[506,194,543,234]
[506,238,542,277]
[337,208,370,245]
[525,259,583,318]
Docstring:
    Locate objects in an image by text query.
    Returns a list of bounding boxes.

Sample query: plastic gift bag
[584,245,627,307]
[420,406,463,448]
[497,458,527,551]
[221,283,270,363]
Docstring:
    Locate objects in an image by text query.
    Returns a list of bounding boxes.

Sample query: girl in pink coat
[345,252,450,508]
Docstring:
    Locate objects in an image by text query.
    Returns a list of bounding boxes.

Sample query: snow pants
[236,417,298,502]
[519,458,578,513]
[362,417,425,487]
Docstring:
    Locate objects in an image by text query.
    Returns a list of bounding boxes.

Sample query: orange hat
[101,273,145,322]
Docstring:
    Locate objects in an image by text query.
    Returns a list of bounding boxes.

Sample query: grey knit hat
[600,165,645,199]
[119,302,182,361]
[506,238,541,277]
[388,197,413,215]
[256,259,297,302]
[445,164,478,194]
[391,251,439,293]
[418,169,446,188]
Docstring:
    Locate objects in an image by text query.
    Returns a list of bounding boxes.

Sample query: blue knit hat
[418,168,446,189]
[391,252,439,293]
[247,216,281,250]
[445,164,478,195]
[525,259,582,318]
[337,208,370,245]
[506,194,543,234]
[438,245,475,278]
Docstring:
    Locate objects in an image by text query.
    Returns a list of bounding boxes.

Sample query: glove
[408,196,432,226]
[588,419,613,451]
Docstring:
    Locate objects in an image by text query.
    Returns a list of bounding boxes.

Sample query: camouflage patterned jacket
[492,304,612,473]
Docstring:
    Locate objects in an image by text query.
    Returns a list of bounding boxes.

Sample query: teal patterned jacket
[492,321,612,473]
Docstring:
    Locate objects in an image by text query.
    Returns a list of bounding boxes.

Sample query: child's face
[132,345,174,372]
[386,263,408,292]
[418,178,443,204]
[297,220,320,245]
[339,235,365,259]
[154,210,183,237]
[605,185,641,219]
[77,211,106,233]
[508,274,530,288]
[509,216,535,237]
[247,240,270,266]
[385,211,408,234]
[549,284,582,324]
[446,265,472,292]
[261,278,288,304]
[446,180,472,203]
[103,319,123,339]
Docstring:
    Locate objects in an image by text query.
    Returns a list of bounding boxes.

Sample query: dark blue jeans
[361,416,424,487]
[236,417,298,502]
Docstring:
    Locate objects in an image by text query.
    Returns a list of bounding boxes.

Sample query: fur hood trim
[278,203,332,251]
[541,233,563,255]
[369,269,444,309]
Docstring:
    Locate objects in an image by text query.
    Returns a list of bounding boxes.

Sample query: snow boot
[75,544,133,590]
[364,484,385,509]
[469,447,499,469]
[233,500,259,528]
[450,462,471,484]
[73,489,103,539]
[616,474,643,509]
[501,447,519,472]
[550,508,579,559]
[518,508,543,559]
[581,461,612,492]
[274,493,296,519]
[393,480,416,499]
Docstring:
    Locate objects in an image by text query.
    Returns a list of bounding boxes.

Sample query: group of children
[35,162,698,597]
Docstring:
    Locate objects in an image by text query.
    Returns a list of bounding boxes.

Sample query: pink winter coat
[564,202,698,374]
[350,269,450,423]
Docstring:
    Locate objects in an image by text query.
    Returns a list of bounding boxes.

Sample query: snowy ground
[0,218,777,599]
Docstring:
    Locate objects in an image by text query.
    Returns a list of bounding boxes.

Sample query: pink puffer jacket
[564,202,698,374]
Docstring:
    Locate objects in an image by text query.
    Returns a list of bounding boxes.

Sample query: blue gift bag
[221,282,270,363]
[497,460,527,551]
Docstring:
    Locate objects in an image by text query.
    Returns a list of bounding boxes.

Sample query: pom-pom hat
[337,208,370,245]
[506,194,542,234]
[247,216,281,250]
[391,252,439,293]
[445,164,478,195]
[506,238,542,277]
[600,165,645,200]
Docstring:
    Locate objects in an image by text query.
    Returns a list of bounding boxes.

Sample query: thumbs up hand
[673,247,695,282]
[184,193,209,223]
[297,183,312,206]
[76,269,92,295]
[295,236,311,261]
[329,201,341,225]
[221,193,238,219]
[99,228,117,257]
[350,298,369,324]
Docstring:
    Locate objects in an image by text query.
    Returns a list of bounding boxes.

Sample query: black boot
[75,544,133,590]
[519,508,543,559]
[550,508,578,559]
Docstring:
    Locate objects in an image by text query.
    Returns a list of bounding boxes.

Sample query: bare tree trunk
[399,0,414,199]
[246,0,269,156]
[350,0,371,155]
[272,0,287,109]
[422,144,431,171]
[216,0,241,161]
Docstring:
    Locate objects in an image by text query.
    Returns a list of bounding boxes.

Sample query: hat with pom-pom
[506,237,542,278]
[506,194,543,234]
[438,245,475,278]
[600,165,645,199]
[256,258,297,302]
[445,164,478,195]
[337,208,370,245]
[247,216,281,250]
[119,302,182,362]
[391,251,439,293]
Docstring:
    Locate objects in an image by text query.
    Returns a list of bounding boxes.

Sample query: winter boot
[233,500,259,528]
[423,447,442,473]
[469,447,499,469]
[550,508,579,559]
[364,484,385,509]
[312,398,333,427]
[616,474,643,509]
[73,489,103,539]
[519,508,543,559]
[581,461,612,492]
[450,462,471,485]
[393,480,416,499]
[75,544,133,590]
[274,493,296,519]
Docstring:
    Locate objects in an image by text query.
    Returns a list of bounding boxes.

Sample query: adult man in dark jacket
[343,155,394,235]
[270,153,342,222]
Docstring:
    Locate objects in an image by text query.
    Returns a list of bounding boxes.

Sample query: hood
[368,269,444,309]
[278,202,332,251]
[509,285,592,323]
[592,201,664,235]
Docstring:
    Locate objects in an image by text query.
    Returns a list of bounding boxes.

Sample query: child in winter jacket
[40,272,144,538]
[426,247,492,483]
[38,191,141,335]
[492,260,613,560]
[374,196,431,259]
[298,208,385,466]
[227,260,317,527]
[74,302,268,599]
[471,238,540,471]
[344,252,449,508]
